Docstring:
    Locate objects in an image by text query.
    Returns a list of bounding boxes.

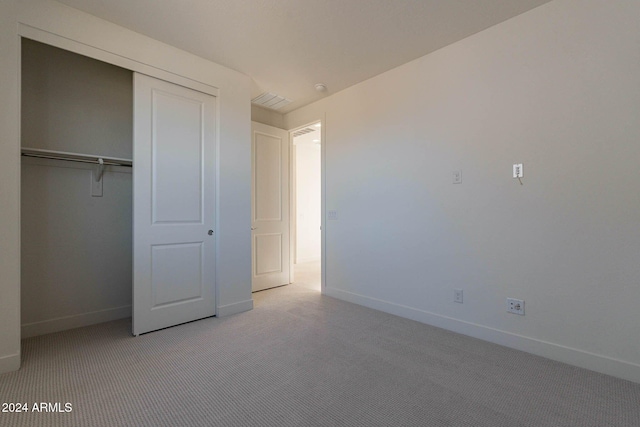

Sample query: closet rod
[21,147,132,167]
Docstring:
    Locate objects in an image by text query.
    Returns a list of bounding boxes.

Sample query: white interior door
[133,73,216,335]
[251,122,290,292]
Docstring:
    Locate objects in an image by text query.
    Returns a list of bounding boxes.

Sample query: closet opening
[20,38,134,338]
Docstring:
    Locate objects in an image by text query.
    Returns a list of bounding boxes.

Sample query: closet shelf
[21,147,132,167]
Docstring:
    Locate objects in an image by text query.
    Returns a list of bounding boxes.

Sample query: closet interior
[21,38,134,338]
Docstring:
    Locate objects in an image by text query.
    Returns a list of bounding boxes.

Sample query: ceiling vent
[251,92,292,111]
[292,127,317,138]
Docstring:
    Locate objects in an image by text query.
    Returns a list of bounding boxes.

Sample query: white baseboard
[217,299,253,317]
[0,352,20,374]
[21,305,131,339]
[324,287,640,384]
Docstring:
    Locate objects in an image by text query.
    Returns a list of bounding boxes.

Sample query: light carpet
[1,278,639,426]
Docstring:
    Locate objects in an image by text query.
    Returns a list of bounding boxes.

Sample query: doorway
[291,122,322,291]
[250,120,323,294]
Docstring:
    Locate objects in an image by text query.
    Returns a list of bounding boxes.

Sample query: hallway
[292,260,321,292]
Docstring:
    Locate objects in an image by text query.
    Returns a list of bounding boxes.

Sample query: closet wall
[21,39,133,337]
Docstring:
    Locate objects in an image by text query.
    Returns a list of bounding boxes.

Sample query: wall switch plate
[327,210,338,220]
[506,298,525,315]
[454,289,463,303]
[453,170,462,184]
[513,163,523,178]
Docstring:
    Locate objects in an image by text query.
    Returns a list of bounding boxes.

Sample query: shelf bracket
[94,158,105,182]
[92,158,104,197]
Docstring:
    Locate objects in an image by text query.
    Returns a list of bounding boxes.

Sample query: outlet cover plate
[507,298,525,315]
[454,289,463,303]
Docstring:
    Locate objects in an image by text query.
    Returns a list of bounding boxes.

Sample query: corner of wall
[251,105,285,129]
[0,353,20,375]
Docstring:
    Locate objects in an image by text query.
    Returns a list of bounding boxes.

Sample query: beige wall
[0,0,252,373]
[285,0,640,382]
[21,39,133,158]
[251,104,285,129]
[21,40,133,337]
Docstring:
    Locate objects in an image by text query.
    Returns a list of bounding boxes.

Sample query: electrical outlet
[453,170,462,184]
[506,298,525,315]
[454,289,463,303]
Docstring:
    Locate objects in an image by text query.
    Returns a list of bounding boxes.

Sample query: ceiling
[55,0,553,113]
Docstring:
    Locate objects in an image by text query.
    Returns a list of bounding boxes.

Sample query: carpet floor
[1,273,639,426]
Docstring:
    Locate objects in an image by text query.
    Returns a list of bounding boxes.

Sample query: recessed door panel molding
[254,233,283,276]
[151,89,204,224]
[133,73,216,336]
[251,122,290,292]
[253,132,282,222]
[151,242,204,308]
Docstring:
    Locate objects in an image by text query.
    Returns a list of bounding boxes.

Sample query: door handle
[251,226,257,230]
[208,230,214,236]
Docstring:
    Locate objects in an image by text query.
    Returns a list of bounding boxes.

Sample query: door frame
[288,119,326,292]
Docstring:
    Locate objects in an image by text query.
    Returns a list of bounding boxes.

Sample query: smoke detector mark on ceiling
[292,127,317,138]
[252,92,292,111]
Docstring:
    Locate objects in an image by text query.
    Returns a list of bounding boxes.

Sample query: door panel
[251,122,290,292]
[254,133,282,221]
[152,90,203,224]
[151,243,203,307]
[133,73,216,335]
[255,233,283,275]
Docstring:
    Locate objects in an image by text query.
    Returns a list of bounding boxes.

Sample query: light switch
[453,170,462,184]
[327,210,338,220]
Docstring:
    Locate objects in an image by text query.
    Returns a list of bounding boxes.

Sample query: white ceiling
[55,0,553,113]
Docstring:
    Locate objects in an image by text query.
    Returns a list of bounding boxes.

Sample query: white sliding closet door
[133,73,216,336]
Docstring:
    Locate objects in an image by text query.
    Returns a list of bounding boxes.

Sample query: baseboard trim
[217,299,253,317]
[324,287,640,384]
[21,305,132,339]
[0,353,20,374]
